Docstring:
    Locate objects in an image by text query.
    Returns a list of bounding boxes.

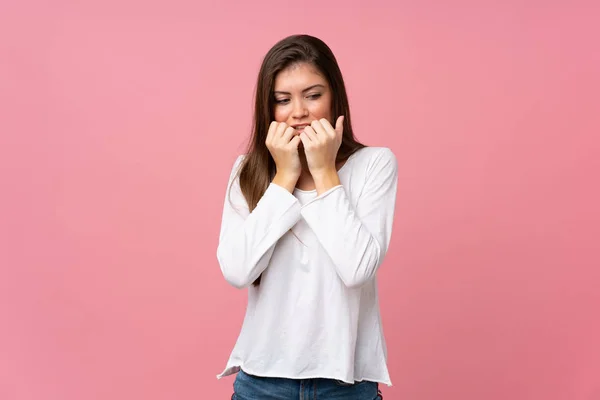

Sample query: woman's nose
[292,99,308,118]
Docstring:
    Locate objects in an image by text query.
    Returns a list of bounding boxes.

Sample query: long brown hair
[234,34,366,285]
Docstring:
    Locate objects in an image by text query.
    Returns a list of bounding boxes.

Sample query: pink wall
[1,0,598,399]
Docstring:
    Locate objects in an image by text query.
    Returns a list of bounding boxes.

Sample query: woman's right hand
[266,121,302,192]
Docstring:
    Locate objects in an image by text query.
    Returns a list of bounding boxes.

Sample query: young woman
[216,34,398,399]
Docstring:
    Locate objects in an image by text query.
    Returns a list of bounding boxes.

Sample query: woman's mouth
[293,124,309,133]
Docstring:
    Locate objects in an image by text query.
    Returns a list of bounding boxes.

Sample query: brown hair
[235,34,366,285]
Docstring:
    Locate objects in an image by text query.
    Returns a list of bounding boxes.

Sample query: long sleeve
[216,156,302,288]
[300,148,398,288]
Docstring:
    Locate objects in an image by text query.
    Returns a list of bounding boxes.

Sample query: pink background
[1,0,599,399]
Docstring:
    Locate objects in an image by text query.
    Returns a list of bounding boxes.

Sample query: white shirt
[216,146,398,386]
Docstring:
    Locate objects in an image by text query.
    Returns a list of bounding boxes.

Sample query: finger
[289,134,302,148]
[303,125,318,142]
[299,132,310,147]
[276,122,288,138]
[282,126,297,142]
[266,121,278,143]
[319,118,336,138]
[335,115,344,136]
[310,119,328,137]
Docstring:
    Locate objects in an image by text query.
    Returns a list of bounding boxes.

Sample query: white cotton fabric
[216,147,398,386]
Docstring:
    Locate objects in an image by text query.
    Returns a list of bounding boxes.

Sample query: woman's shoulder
[231,154,247,171]
[235,154,247,165]
[350,146,397,170]
[354,146,395,158]
[224,154,247,184]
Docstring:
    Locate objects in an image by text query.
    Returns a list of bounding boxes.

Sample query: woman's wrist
[272,171,300,193]
[312,167,340,195]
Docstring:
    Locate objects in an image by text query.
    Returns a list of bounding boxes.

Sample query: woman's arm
[216,156,302,288]
[300,148,398,288]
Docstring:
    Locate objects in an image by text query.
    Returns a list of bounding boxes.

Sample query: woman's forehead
[274,63,327,90]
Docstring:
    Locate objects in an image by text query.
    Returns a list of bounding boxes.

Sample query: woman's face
[272,62,333,134]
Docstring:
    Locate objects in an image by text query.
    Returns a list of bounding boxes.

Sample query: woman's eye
[307,93,322,100]
[275,99,290,104]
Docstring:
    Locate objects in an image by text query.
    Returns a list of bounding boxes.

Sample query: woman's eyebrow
[274,84,325,95]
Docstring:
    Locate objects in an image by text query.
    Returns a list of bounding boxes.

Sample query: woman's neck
[295,149,347,191]
[296,150,316,191]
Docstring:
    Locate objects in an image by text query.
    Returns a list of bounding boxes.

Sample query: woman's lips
[293,124,309,133]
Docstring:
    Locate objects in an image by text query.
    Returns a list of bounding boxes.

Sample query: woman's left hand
[300,115,344,176]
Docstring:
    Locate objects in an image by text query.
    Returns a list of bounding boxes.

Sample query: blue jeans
[232,370,383,400]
